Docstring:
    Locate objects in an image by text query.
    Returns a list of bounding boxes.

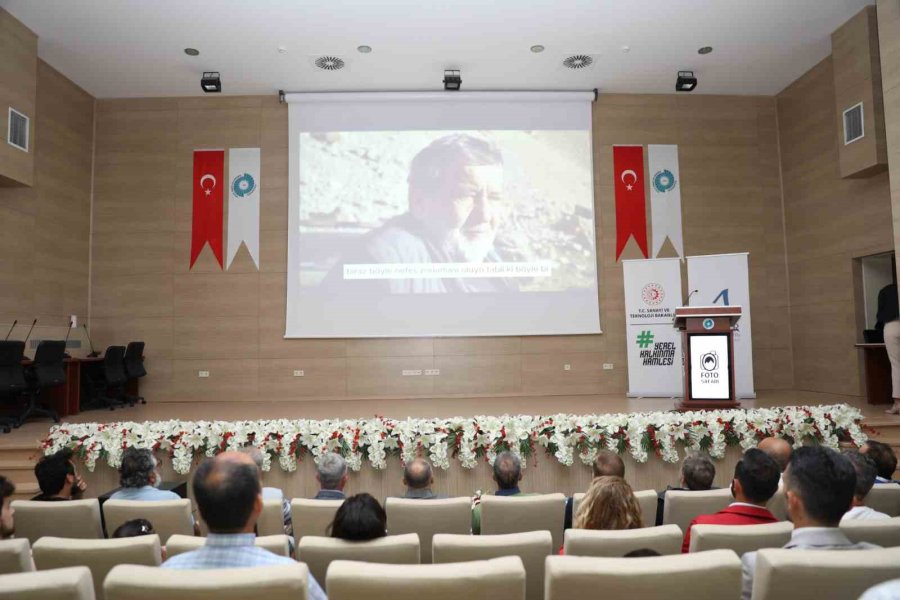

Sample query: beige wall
[90,94,792,403]
[0,7,36,187]
[777,56,894,396]
[0,60,94,344]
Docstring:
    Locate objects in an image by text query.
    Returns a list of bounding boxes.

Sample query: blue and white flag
[648,144,684,258]
[226,148,261,269]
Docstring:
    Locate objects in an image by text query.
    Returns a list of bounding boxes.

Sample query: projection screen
[286,91,599,338]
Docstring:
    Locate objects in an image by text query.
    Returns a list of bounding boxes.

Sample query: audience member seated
[472,451,535,534]
[757,437,793,475]
[842,450,890,521]
[31,448,87,501]
[314,453,348,500]
[112,519,155,538]
[656,452,716,525]
[110,448,180,501]
[161,451,326,600]
[860,578,900,600]
[561,475,642,554]
[244,447,293,535]
[861,441,899,484]
[741,446,880,600]
[402,458,442,499]
[329,493,387,541]
[565,450,625,528]
[1,475,14,539]
[681,448,780,552]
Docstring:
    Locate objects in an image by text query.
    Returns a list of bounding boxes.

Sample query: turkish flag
[191,150,225,269]
[613,145,649,260]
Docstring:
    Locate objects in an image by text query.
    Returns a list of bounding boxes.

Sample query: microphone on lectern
[63,318,74,358]
[83,324,100,357]
[4,319,16,341]
[685,289,699,305]
[23,319,37,346]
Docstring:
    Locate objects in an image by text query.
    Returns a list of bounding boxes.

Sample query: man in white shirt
[110,448,181,502]
[741,446,880,600]
[842,450,890,522]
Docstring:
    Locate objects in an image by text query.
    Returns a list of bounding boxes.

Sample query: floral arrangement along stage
[41,404,868,475]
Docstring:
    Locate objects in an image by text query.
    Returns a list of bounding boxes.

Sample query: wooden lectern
[673,306,742,410]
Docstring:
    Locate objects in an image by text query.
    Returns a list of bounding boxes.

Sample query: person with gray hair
[314,452,348,500]
[472,451,536,533]
[242,447,293,535]
[841,450,890,521]
[655,452,717,525]
[110,448,180,501]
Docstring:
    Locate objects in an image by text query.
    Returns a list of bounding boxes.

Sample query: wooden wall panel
[0,7,36,186]
[879,0,900,287]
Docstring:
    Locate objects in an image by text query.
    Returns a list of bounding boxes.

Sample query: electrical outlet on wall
[563,364,571,371]
[198,370,210,378]
[603,363,614,370]
[293,369,304,377]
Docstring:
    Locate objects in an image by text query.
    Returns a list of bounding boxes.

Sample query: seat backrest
[11,499,104,544]
[545,549,742,600]
[573,490,658,528]
[564,525,683,557]
[102,499,193,541]
[102,346,127,385]
[0,565,95,600]
[662,488,733,532]
[291,499,344,543]
[689,521,793,554]
[751,547,900,600]
[0,340,26,391]
[165,534,291,558]
[841,516,900,547]
[326,556,526,600]
[32,340,67,387]
[432,531,551,600]
[123,342,146,378]
[32,535,161,600]
[258,499,286,537]
[297,533,420,586]
[104,563,310,600]
[480,493,566,550]
[0,538,33,574]
[385,497,472,563]
[866,484,900,517]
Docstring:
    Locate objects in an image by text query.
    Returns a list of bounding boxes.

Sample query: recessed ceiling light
[621,45,631,53]
[530,45,545,53]
[277,46,287,54]
[698,46,713,55]
[357,45,372,53]
[184,48,199,56]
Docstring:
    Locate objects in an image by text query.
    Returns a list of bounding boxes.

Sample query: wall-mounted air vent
[7,107,29,152]
[843,102,864,145]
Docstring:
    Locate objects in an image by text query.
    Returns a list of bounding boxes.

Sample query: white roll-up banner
[687,253,755,398]
[647,144,684,258]
[622,258,683,397]
[226,147,261,269]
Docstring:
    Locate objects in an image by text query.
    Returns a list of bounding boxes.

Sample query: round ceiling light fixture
[277,46,287,54]
[357,45,372,53]
[184,48,200,56]
[698,46,713,55]
[315,55,346,71]
[530,45,545,53]
[562,54,593,69]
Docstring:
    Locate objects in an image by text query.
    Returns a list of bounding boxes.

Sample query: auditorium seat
[688,521,793,554]
[165,534,292,558]
[750,547,900,600]
[19,340,64,426]
[563,524,683,557]
[102,499,193,540]
[662,488,733,532]
[480,493,565,550]
[122,341,146,405]
[258,499,287,537]
[325,556,526,600]
[573,490,658,527]
[0,538,33,574]
[432,531,551,600]
[104,563,310,600]
[866,484,900,517]
[297,533,420,586]
[841,516,900,547]
[0,565,95,600]
[766,489,788,521]
[544,549,742,600]
[291,498,343,543]
[83,346,128,410]
[32,536,161,600]
[11,499,104,543]
[385,497,471,563]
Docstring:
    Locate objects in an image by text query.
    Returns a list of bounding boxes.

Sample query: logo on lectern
[702,318,714,330]
[700,351,719,372]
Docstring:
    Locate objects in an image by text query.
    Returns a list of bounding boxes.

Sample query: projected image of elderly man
[327,134,518,293]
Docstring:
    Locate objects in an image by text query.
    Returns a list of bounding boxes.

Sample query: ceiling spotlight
[621,45,631,53]
[201,71,221,93]
[675,70,697,92]
[698,46,713,55]
[530,45,545,53]
[277,46,287,54]
[184,48,199,56]
[357,45,372,53]
[443,69,462,91]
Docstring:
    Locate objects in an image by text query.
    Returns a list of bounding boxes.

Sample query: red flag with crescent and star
[191,150,225,269]
[613,145,649,260]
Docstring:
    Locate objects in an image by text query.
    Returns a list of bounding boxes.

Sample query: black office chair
[0,341,27,433]
[84,345,128,410]
[20,340,64,426]
[123,341,146,405]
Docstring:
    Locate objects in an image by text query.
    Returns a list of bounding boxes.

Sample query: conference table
[855,343,892,405]
[20,356,139,417]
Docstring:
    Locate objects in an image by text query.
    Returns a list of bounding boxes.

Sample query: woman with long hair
[562,475,642,553]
